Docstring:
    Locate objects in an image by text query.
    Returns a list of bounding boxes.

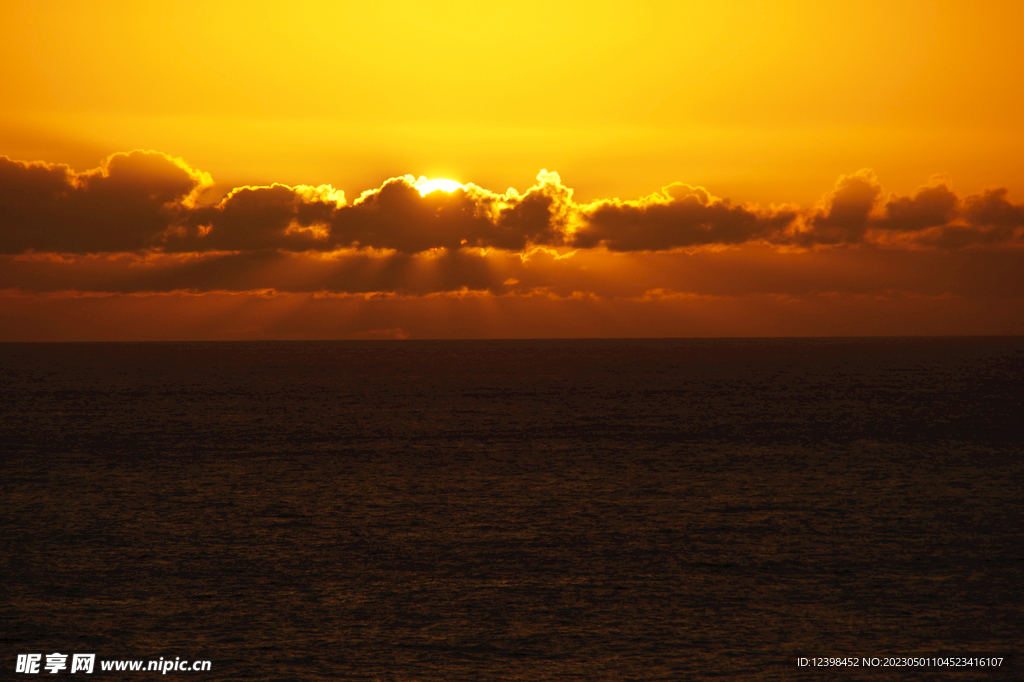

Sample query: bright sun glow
[415,177,464,196]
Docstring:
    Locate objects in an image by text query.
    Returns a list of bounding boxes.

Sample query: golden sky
[2,0,1023,339]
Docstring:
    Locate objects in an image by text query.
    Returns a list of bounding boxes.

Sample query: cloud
[923,187,1024,249]
[167,183,343,252]
[328,176,502,253]
[325,170,575,253]
[5,242,1024,301]
[573,183,797,251]
[160,169,574,254]
[798,170,881,245]
[493,170,575,249]
[0,151,210,254]
[796,172,1024,248]
[1,151,1023,260]
[879,180,959,232]
[0,249,505,296]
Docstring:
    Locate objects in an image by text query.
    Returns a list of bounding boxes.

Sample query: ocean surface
[2,338,1022,681]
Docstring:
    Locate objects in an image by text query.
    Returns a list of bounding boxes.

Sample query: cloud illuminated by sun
[415,177,464,196]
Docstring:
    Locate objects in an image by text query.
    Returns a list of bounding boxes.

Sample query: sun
[415,177,464,196]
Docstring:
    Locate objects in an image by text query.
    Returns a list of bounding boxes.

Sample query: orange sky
[2,0,1023,339]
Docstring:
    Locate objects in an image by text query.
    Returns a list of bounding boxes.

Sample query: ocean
[2,338,1021,680]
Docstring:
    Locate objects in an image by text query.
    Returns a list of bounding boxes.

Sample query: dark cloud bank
[3,151,1023,255]
[1,151,1023,296]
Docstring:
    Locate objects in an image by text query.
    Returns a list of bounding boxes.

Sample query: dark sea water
[2,338,1022,681]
